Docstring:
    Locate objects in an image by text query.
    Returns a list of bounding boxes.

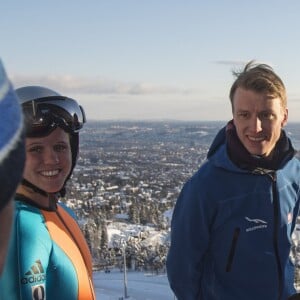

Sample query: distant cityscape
[62,121,300,275]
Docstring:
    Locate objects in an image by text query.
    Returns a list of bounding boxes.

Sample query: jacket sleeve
[166,174,213,300]
[0,204,51,299]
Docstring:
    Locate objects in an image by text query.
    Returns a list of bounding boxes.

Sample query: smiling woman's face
[23,128,72,194]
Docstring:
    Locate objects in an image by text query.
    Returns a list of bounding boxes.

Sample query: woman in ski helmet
[0,86,96,300]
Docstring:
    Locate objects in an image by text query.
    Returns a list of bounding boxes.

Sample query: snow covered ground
[94,269,175,299]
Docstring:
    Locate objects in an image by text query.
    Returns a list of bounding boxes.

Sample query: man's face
[0,201,13,275]
[232,87,288,157]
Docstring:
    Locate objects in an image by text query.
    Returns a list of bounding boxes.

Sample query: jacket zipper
[271,172,284,300]
[226,227,241,272]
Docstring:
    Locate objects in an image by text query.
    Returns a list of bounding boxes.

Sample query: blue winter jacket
[167,128,300,300]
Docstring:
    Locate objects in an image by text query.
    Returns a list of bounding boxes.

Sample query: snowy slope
[94,269,175,300]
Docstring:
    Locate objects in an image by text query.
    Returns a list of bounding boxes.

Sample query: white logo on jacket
[245,216,268,232]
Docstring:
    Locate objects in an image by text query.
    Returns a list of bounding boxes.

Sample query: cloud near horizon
[214,59,275,69]
[9,74,194,96]
[214,60,248,66]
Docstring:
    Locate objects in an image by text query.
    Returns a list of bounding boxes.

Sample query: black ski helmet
[15,85,86,196]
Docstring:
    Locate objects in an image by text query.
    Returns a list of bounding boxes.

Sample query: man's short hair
[229,60,287,110]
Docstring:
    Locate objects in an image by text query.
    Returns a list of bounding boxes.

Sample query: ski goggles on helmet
[22,96,86,137]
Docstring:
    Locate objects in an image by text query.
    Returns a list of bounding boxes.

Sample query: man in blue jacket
[0,60,25,274]
[167,61,300,300]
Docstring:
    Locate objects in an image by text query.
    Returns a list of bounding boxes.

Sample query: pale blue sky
[2,1,300,121]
